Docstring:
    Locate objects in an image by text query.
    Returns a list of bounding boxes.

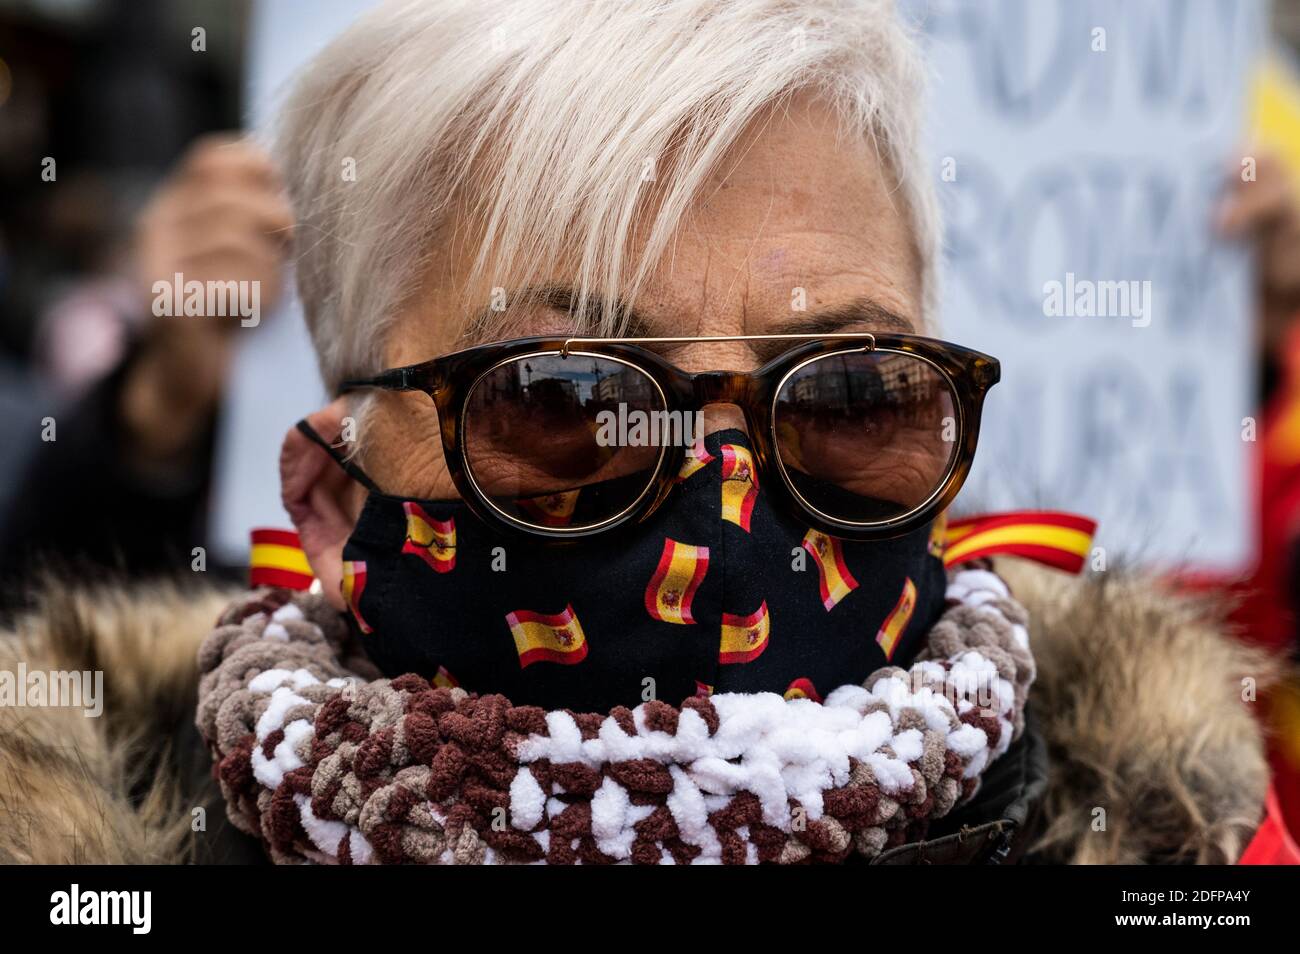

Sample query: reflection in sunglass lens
[773,351,957,524]
[463,354,665,529]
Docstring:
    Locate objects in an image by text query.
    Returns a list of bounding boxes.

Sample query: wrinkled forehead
[399,96,923,365]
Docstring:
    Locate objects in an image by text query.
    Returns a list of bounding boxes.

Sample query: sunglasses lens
[773,351,958,525]
[463,354,665,529]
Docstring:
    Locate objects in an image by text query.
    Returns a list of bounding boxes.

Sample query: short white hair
[277,0,939,392]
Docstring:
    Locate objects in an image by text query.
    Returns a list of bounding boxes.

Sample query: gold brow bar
[560,332,876,356]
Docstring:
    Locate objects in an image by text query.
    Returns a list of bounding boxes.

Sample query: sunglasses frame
[338,333,1000,541]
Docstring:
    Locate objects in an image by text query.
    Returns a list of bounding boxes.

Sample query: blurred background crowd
[0,0,266,592]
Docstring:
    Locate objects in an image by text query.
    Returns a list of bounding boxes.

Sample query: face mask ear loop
[295,419,383,494]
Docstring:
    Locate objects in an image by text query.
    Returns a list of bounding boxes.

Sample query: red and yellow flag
[402,502,456,573]
[719,600,771,664]
[928,512,948,558]
[432,665,459,689]
[644,539,710,624]
[942,510,1097,573]
[802,529,860,611]
[784,677,822,703]
[720,443,759,531]
[516,490,581,527]
[340,560,372,634]
[694,680,714,698]
[875,577,917,661]
[676,441,715,482]
[249,528,314,591]
[506,604,588,668]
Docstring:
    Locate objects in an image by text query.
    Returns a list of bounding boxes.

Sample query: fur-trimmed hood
[1002,561,1277,864]
[0,561,1279,864]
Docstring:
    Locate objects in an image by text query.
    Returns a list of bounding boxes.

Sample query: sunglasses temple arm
[336,364,442,397]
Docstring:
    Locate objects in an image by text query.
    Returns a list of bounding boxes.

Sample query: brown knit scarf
[196,566,1033,864]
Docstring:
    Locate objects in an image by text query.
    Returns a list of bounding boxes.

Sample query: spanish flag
[341,560,372,634]
[719,600,771,664]
[802,529,860,611]
[875,577,917,661]
[928,512,948,558]
[249,528,315,591]
[644,539,710,624]
[677,441,715,482]
[784,677,822,703]
[506,604,588,668]
[402,502,456,573]
[515,489,581,527]
[720,443,759,531]
[942,510,1097,573]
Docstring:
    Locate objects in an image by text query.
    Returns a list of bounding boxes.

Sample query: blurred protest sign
[914,0,1266,570]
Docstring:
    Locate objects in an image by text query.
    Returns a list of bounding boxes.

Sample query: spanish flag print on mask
[645,539,710,624]
[784,677,822,703]
[340,560,372,634]
[720,443,759,531]
[506,605,588,668]
[676,441,716,482]
[719,601,771,664]
[402,502,456,573]
[801,529,860,611]
[876,578,917,661]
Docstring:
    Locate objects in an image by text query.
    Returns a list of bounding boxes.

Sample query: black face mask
[318,425,947,712]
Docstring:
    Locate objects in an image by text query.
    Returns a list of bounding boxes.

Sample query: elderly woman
[0,0,1279,865]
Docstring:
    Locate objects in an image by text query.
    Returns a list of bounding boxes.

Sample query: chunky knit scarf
[196,566,1033,864]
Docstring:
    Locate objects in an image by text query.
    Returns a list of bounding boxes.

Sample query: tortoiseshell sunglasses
[338,333,999,540]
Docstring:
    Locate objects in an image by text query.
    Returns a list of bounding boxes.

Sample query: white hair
[276,0,939,392]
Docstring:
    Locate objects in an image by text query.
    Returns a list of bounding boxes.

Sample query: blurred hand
[1217,149,1300,358]
[123,135,294,466]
